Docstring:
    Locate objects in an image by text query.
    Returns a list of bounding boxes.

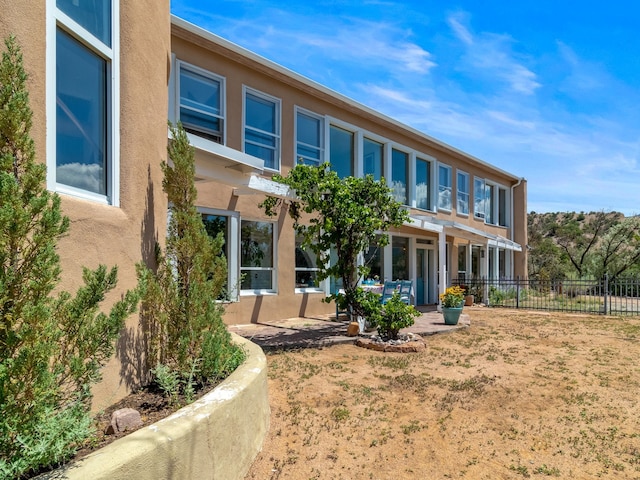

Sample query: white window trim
[242,86,281,172]
[46,0,120,206]
[294,106,324,167]
[240,219,278,296]
[199,207,240,302]
[437,163,452,212]
[390,146,410,206]
[174,59,226,145]
[456,170,470,217]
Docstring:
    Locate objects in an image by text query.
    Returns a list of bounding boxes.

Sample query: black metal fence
[452,275,640,316]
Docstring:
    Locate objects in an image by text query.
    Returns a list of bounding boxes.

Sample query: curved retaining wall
[39,333,269,480]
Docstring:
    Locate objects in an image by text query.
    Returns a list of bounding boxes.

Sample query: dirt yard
[245,308,640,479]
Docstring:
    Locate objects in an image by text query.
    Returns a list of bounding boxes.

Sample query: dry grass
[245,308,640,479]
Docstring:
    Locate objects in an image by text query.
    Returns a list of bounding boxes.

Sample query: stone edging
[38,333,269,480]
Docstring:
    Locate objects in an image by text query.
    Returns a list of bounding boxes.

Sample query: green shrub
[370,292,421,340]
[0,35,138,479]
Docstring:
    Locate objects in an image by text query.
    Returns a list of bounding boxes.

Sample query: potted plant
[440,286,465,325]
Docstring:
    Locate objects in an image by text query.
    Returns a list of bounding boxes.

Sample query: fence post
[603,274,608,315]
[516,276,520,309]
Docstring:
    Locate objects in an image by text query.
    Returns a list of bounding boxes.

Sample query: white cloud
[57,163,104,194]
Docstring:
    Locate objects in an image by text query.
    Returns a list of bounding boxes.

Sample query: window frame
[437,164,452,212]
[294,107,324,166]
[240,219,277,295]
[176,60,225,144]
[456,170,470,216]
[391,148,409,206]
[415,156,433,211]
[473,177,486,220]
[47,0,119,205]
[329,123,355,178]
[199,207,240,302]
[243,87,281,172]
[294,232,324,293]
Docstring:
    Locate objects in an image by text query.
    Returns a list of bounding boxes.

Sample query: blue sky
[171,0,640,216]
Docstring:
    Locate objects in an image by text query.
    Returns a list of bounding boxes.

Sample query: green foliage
[370,292,420,340]
[137,123,245,398]
[261,163,409,320]
[0,35,138,478]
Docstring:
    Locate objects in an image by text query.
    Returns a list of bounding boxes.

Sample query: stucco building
[0,3,526,406]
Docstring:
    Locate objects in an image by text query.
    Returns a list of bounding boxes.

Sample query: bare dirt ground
[245,308,640,480]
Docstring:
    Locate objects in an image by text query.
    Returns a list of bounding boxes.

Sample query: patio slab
[228,306,470,351]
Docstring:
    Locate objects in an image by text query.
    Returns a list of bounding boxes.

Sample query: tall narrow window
[438,164,452,211]
[363,138,383,180]
[329,125,353,178]
[486,184,495,225]
[296,110,323,166]
[392,236,409,280]
[392,149,408,205]
[201,209,240,300]
[241,220,275,291]
[295,233,321,290]
[179,63,224,143]
[416,158,431,210]
[474,177,486,220]
[498,187,507,227]
[52,0,117,202]
[244,89,280,170]
[364,238,384,281]
[457,171,469,215]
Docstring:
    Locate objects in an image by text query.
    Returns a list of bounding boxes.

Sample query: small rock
[346,322,360,336]
[105,407,143,435]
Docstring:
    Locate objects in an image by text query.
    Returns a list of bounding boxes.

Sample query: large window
[391,149,408,205]
[498,187,508,227]
[457,171,469,215]
[329,125,354,178]
[179,63,224,143]
[202,210,240,300]
[244,89,280,170]
[438,164,452,211]
[295,234,321,290]
[364,239,384,282]
[474,177,486,220]
[363,138,383,181]
[296,109,323,166]
[416,157,431,210]
[51,0,117,203]
[241,220,275,291]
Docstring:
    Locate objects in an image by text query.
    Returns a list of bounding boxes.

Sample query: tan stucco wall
[38,334,270,480]
[1,1,171,407]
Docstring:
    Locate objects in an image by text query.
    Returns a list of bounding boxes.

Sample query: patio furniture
[399,280,412,305]
[380,281,400,304]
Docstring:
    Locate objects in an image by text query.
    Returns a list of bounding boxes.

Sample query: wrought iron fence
[452,275,640,316]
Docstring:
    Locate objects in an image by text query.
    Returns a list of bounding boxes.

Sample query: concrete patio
[228,306,471,350]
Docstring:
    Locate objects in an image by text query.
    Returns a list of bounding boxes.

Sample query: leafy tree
[0,35,138,478]
[587,216,640,280]
[261,162,410,321]
[136,123,244,395]
[554,211,622,277]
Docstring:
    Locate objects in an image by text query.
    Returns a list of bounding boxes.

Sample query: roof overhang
[406,215,444,234]
[169,131,295,200]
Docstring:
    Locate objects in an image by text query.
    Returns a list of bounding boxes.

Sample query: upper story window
[474,177,486,220]
[295,109,323,166]
[438,164,452,211]
[498,187,508,227]
[50,0,119,204]
[179,62,224,143]
[363,138,383,181]
[244,88,280,170]
[391,149,408,205]
[329,125,354,178]
[457,171,469,215]
[241,220,276,292]
[416,157,431,210]
[485,183,495,224]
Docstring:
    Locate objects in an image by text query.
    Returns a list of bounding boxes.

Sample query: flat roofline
[171,15,523,184]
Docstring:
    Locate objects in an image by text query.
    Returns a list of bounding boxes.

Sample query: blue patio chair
[380,281,400,304]
[399,280,412,305]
